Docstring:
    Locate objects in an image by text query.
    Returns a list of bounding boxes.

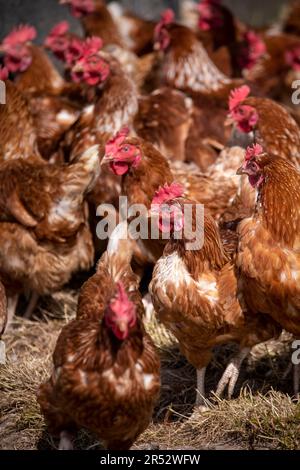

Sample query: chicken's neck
[93,60,138,136]
[122,143,173,208]
[163,214,229,279]
[255,158,300,247]
[245,97,300,167]
[81,1,124,47]
[15,45,65,96]
[207,6,241,76]
[101,320,144,363]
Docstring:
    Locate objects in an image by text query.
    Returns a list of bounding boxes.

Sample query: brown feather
[0,80,42,163]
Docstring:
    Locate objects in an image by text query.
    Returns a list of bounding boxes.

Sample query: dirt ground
[0,287,299,451]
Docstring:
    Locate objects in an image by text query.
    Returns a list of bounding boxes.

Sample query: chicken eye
[122,146,130,152]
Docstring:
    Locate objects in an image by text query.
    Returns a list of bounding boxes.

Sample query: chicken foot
[215,347,250,398]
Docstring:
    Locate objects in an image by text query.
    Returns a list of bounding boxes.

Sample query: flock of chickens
[1,0,300,451]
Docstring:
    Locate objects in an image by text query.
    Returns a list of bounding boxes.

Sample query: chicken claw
[216,347,250,398]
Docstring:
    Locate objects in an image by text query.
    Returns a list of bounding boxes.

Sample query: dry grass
[0,291,299,450]
[180,390,300,450]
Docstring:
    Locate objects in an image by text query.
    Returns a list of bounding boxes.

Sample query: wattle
[110,162,129,176]
[198,20,211,31]
[249,174,264,188]
[238,121,253,133]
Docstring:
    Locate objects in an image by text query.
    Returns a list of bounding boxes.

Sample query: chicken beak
[72,63,84,73]
[116,320,128,337]
[59,0,70,4]
[101,154,114,165]
[236,166,245,175]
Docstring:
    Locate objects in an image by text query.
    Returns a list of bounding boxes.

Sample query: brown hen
[228,85,300,168]
[0,26,80,159]
[236,144,300,394]
[38,221,160,450]
[0,145,99,326]
[149,185,280,405]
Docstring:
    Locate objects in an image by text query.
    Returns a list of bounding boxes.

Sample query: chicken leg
[6,294,19,331]
[23,291,39,319]
[195,367,209,410]
[216,347,250,398]
[58,431,74,450]
[0,340,5,365]
[294,363,300,398]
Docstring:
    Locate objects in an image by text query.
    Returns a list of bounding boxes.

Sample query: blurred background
[0,0,291,41]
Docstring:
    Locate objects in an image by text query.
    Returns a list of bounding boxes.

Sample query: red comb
[3,25,37,46]
[242,30,266,69]
[84,36,103,53]
[285,45,300,70]
[154,9,175,43]
[245,144,263,161]
[66,0,95,17]
[105,127,130,153]
[108,127,130,144]
[160,8,175,24]
[0,66,8,80]
[65,36,103,65]
[229,85,251,111]
[65,37,83,63]
[48,21,70,37]
[199,0,221,5]
[152,182,184,206]
[71,36,103,56]
[155,9,174,33]
[245,30,265,49]
[198,0,223,31]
